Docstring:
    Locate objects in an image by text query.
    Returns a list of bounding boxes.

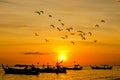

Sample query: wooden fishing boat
[64,64,83,70]
[90,65,112,70]
[2,64,40,75]
[39,64,66,73]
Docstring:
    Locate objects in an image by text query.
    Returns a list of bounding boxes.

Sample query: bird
[45,39,49,42]
[82,32,86,36]
[117,0,120,2]
[48,15,52,17]
[61,37,66,39]
[69,27,73,30]
[66,27,73,32]
[65,35,68,38]
[50,25,55,28]
[79,33,83,37]
[70,33,75,35]
[61,23,64,26]
[95,24,99,27]
[57,27,63,31]
[101,19,105,23]
[82,37,86,40]
[94,40,97,43]
[58,19,61,22]
[34,11,41,15]
[40,10,44,14]
[35,33,39,36]
[88,32,92,36]
[66,28,71,32]
[71,41,75,45]
[77,30,83,33]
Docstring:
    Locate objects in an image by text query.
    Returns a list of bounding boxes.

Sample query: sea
[0,66,120,80]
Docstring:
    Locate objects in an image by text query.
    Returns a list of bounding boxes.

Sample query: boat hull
[2,64,39,75]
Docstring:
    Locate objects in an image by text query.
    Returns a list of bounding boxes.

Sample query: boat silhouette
[64,64,83,70]
[38,64,66,73]
[90,65,112,70]
[2,64,39,75]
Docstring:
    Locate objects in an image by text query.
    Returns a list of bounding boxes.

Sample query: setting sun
[59,55,65,61]
[57,50,68,62]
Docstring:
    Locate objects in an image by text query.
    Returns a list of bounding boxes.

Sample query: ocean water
[0,66,120,80]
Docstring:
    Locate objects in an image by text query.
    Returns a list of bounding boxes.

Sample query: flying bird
[69,27,73,30]
[117,0,120,2]
[82,32,86,36]
[58,19,61,22]
[40,10,44,14]
[70,33,75,35]
[82,37,86,40]
[101,19,105,23]
[94,40,97,43]
[61,23,64,26]
[77,30,83,33]
[45,39,49,42]
[71,41,75,45]
[48,15,52,17]
[88,32,92,36]
[34,11,41,15]
[61,37,66,39]
[66,27,73,32]
[50,25,55,28]
[79,33,83,37]
[57,27,63,31]
[35,33,39,36]
[66,28,71,32]
[95,24,99,27]
[65,35,68,39]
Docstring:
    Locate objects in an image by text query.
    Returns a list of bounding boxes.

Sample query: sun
[59,55,65,61]
[58,50,67,62]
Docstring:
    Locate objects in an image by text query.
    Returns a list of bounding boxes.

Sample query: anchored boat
[2,64,40,75]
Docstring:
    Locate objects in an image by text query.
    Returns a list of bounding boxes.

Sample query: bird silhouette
[66,28,70,32]
[117,0,120,2]
[50,25,55,28]
[66,27,73,32]
[95,24,99,27]
[88,32,92,36]
[40,10,44,14]
[82,37,86,40]
[61,23,64,26]
[34,11,41,15]
[45,39,49,42]
[61,37,66,39]
[70,33,75,35]
[35,33,39,36]
[58,19,61,22]
[94,40,97,43]
[82,32,86,36]
[71,41,75,45]
[48,15,52,17]
[57,27,63,31]
[101,19,105,23]
[65,35,68,38]
[79,33,83,37]
[77,30,83,33]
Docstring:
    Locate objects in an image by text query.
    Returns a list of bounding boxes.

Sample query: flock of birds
[34,10,106,45]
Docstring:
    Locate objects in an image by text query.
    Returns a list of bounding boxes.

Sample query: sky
[0,0,120,65]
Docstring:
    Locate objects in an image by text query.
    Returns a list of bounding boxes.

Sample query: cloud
[0,0,13,4]
[23,52,54,55]
[23,52,42,55]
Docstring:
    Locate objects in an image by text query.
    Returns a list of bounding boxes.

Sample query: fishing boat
[39,64,66,73]
[2,64,40,75]
[90,65,112,70]
[64,64,83,70]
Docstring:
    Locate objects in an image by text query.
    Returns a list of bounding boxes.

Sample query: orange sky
[0,0,120,65]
